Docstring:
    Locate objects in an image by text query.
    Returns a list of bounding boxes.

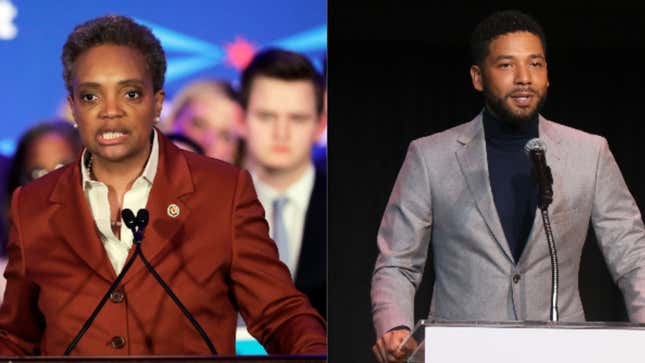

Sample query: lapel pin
[167,204,180,218]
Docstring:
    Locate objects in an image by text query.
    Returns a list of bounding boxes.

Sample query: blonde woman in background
[163,79,245,165]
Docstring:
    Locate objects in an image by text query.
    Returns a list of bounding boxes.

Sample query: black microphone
[524,138,554,209]
[121,209,138,234]
[65,208,218,355]
[524,138,559,322]
[136,209,149,230]
[121,209,149,243]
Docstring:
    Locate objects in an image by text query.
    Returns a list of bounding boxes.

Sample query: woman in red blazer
[0,14,326,356]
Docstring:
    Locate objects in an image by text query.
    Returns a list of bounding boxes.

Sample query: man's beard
[483,87,547,125]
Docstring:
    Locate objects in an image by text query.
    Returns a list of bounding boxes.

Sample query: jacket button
[110,290,125,303]
[110,336,126,349]
[513,274,521,284]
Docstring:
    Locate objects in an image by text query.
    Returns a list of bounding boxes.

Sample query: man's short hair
[471,10,547,66]
[240,48,324,115]
[62,14,166,94]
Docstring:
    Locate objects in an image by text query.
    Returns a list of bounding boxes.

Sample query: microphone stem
[540,207,559,322]
[64,249,140,355]
[137,244,218,355]
[66,209,218,355]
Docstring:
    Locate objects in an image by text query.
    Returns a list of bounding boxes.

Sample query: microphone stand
[540,207,559,322]
[64,209,218,355]
[135,238,218,355]
[63,244,141,355]
[532,150,559,322]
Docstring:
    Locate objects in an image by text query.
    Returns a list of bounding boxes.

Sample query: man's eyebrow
[493,55,515,62]
[492,54,546,61]
[288,111,315,118]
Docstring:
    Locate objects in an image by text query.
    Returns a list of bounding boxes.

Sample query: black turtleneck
[483,108,539,263]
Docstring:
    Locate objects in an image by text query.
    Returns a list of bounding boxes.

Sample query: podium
[403,319,645,362]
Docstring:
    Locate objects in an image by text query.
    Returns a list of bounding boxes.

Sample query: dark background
[329,2,645,362]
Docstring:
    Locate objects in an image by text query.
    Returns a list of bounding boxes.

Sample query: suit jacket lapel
[121,131,194,285]
[537,116,563,193]
[455,114,514,263]
[50,161,116,283]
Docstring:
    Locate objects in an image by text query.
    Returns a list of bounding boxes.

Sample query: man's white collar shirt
[81,130,159,274]
[251,163,315,278]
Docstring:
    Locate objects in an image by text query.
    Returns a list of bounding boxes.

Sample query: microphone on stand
[525,138,559,322]
[121,208,148,243]
[525,138,553,209]
[64,208,218,355]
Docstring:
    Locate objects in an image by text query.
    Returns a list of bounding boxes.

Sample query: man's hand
[372,329,417,363]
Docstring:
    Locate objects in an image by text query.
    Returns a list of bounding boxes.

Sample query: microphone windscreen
[136,209,150,229]
[121,209,137,230]
[525,138,547,155]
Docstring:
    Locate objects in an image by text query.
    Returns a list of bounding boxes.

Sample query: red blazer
[0,132,326,356]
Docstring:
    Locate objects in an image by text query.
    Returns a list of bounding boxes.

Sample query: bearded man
[371,10,645,363]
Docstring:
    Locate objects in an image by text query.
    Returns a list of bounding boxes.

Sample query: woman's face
[67,44,164,169]
[25,132,76,181]
[172,96,242,163]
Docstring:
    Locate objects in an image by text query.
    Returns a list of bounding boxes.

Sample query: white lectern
[403,320,645,363]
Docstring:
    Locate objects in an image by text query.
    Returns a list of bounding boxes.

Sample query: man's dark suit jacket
[295,170,326,319]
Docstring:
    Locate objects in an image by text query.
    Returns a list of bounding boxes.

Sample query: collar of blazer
[456,112,563,161]
[455,112,563,264]
[48,129,195,284]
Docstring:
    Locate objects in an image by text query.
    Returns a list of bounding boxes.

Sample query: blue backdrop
[0,0,326,155]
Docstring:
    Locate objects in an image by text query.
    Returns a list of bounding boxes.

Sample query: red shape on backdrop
[225,36,257,70]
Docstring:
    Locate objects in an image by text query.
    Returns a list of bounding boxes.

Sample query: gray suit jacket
[371,113,645,337]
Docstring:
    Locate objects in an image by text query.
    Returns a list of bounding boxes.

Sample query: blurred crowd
[0,48,327,321]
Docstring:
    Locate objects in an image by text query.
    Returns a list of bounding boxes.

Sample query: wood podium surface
[0,355,326,363]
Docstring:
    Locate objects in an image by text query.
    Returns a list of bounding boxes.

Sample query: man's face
[470,31,549,124]
[243,76,322,173]
[172,96,242,163]
[68,44,164,165]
